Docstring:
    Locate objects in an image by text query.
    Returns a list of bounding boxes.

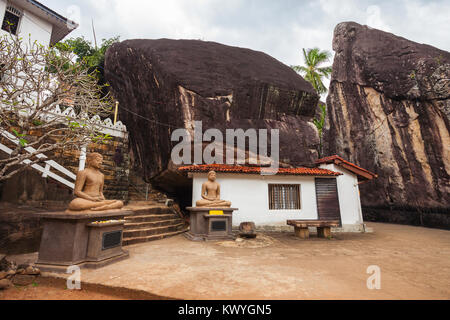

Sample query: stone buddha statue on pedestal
[67,152,124,212]
[195,171,231,208]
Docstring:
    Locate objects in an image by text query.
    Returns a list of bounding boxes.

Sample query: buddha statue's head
[207,171,217,182]
[86,152,103,169]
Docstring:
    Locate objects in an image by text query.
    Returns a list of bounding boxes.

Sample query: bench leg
[317,227,331,238]
[294,227,309,239]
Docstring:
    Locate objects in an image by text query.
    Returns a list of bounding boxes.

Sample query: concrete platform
[11,222,450,300]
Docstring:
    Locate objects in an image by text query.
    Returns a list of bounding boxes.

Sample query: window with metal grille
[268,184,301,210]
[2,5,22,35]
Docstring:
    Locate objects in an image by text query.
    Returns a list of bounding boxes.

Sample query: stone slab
[35,250,129,273]
[34,210,133,220]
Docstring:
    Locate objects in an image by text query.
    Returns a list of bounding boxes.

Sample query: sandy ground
[1,222,449,300]
[0,277,168,300]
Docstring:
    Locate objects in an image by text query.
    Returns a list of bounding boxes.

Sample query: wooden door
[315,178,341,222]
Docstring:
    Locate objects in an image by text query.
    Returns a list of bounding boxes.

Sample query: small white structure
[181,156,377,232]
[316,155,378,229]
[0,0,78,46]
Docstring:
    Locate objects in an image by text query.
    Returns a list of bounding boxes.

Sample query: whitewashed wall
[318,163,364,226]
[19,10,52,45]
[0,1,6,25]
[192,173,319,227]
[0,1,53,46]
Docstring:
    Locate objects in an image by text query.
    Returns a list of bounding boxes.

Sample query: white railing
[0,103,128,188]
[0,130,76,189]
[1,103,128,138]
[36,104,128,138]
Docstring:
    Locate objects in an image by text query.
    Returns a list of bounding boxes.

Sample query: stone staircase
[122,203,188,246]
[127,170,169,203]
[123,170,190,245]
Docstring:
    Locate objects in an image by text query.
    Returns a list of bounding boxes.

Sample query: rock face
[325,22,450,211]
[0,203,43,254]
[105,39,320,190]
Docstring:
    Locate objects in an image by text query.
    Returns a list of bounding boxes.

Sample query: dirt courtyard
[2,222,449,300]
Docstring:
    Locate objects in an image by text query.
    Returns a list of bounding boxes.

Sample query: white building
[180,155,377,232]
[0,0,77,46]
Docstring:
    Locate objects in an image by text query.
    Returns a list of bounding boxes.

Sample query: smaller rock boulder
[0,278,12,290]
[12,274,36,286]
[0,256,17,272]
[239,222,257,239]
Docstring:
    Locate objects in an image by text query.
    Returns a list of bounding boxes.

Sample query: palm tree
[292,48,332,157]
[291,48,332,95]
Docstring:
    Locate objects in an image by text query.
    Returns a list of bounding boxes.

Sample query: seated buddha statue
[195,171,231,208]
[67,152,124,212]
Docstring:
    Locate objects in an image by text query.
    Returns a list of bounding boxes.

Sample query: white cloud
[319,0,362,20]
[400,0,450,51]
[40,0,449,91]
[366,5,391,32]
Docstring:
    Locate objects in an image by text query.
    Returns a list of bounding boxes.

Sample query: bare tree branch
[0,33,114,182]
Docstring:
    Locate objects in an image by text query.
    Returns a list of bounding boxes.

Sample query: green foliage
[291,48,332,95]
[52,36,120,96]
[313,103,327,134]
[12,129,28,146]
[56,36,120,76]
[91,133,112,144]
[291,48,331,156]
[313,103,327,158]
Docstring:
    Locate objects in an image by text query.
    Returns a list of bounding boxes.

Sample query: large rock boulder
[325,22,450,212]
[105,39,320,191]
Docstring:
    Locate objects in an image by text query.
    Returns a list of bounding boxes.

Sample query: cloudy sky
[44,0,450,91]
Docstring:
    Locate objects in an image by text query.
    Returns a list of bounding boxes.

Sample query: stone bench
[287,220,341,239]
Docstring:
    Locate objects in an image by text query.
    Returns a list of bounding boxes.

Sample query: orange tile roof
[178,164,341,176]
[316,155,378,179]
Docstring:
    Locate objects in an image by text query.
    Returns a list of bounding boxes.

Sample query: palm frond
[317,66,332,78]
[292,47,333,95]
[291,65,308,75]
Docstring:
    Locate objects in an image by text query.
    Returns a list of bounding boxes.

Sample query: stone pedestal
[185,207,237,241]
[35,210,132,273]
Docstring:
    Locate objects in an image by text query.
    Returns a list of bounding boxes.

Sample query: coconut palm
[291,48,332,95]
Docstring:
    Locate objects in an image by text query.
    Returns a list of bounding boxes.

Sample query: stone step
[122,226,189,246]
[124,213,179,223]
[124,206,174,216]
[125,218,183,230]
[127,189,166,196]
[127,193,167,201]
[126,200,161,206]
[123,222,186,238]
